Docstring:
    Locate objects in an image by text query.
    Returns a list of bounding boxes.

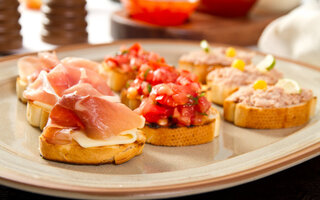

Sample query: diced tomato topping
[196,96,211,113]
[104,43,165,72]
[129,43,142,53]
[136,82,211,126]
[175,106,195,126]
[111,44,212,127]
[192,113,205,126]
[138,99,173,123]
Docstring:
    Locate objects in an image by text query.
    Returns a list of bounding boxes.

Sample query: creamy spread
[179,48,253,66]
[227,85,313,108]
[207,65,283,86]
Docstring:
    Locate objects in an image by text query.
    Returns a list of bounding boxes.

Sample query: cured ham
[18,51,59,83]
[23,63,115,106]
[43,93,145,144]
[61,57,100,73]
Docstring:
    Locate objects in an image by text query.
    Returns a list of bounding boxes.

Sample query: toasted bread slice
[120,88,141,110]
[39,129,146,165]
[140,107,220,146]
[178,61,223,84]
[16,77,28,103]
[101,62,136,92]
[206,81,239,105]
[26,101,52,130]
[224,96,317,129]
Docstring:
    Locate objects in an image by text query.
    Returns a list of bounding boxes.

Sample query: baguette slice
[26,101,52,130]
[16,77,28,103]
[39,129,146,165]
[120,88,141,110]
[178,61,223,84]
[206,81,239,105]
[140,107,220,146]
[224,96,317,129]
[101,62,136,92]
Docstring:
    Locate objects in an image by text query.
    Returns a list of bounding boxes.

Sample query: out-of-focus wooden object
[0,0,22,52]
[22,0,42,10]
[41,0,88,45]
[111,10,280,46]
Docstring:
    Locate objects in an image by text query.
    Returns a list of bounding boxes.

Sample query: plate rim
[0,39,319,199]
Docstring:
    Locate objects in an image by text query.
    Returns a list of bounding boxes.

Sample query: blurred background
[1,0,319,66]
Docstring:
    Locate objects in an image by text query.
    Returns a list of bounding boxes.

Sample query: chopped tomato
[196,96,211,113]
[191,113,205,126]
[139,99,173,123]
[152,67,179,85]
[137,81,211,126]
[104,57,119,66]
[175,106,195,126]
[103,43,165,72]
[129,43,142,53]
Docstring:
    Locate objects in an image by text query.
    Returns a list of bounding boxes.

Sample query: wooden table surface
[1,1,319,199]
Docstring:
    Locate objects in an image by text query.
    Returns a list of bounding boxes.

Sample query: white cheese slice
[72,129,137,148]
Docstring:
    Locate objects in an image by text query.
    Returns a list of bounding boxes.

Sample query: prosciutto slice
[23,63,114,106]
[18,52,59,83]
[61,57,100,73]
[43,93,145,144]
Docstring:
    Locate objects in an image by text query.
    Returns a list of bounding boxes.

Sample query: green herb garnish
[147,84,152,93]
[132,65,137,70]
[125,82,130,89]
[115,49,129,56]
[200,112,208,116]
[144,68,150,80]
[199,92,206,97]
[188,95,199,105]
[125,80,133,88]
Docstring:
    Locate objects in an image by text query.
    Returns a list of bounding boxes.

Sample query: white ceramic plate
[0,40,319,199]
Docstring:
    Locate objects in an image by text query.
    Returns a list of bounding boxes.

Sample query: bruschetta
[224,79,317,129]
[101,43,165,92]
[23,62,117,130]
[206,56,283,105]
[40,93,146,164]
[120,62,179,110]
[135,82,220,146]
[178,41,253,83]
[16,51,59,102]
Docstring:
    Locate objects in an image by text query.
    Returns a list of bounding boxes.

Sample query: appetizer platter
[0,39,319,199]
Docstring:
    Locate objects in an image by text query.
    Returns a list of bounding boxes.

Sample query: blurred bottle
[41,0,88,45]
[20,0,42,10]
[0,0,22,52]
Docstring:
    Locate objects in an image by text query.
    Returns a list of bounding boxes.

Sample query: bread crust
[140,107,220,146]
[39,130,146,165]
[178,61,223,84]
[16,77,28,103]
[120,88,141,110]
[26,101,51,130]
[101,62,136,92]
[206,80,239,105]
[224,96,317,129]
